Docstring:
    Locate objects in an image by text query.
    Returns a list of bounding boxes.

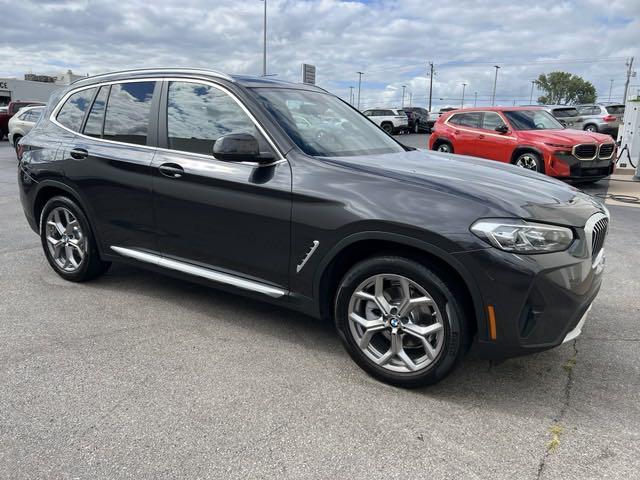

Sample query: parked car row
[0,100,45,140]
[536,103,624,137]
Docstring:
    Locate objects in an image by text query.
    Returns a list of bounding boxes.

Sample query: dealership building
[0,70,86,106]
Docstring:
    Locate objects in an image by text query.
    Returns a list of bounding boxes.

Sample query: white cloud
[1,0,638,110]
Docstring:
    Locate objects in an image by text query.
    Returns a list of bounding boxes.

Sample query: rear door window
[103,81,156,145]
[56,88,97,132]
[482,112,506,131]
[83,86,110,138]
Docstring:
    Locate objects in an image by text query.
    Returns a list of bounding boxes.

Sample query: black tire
[0,128,7,141]
[13,135,22,157]
[434,141,453,153]
[39,196,110,282]
[381,122,394,134]
[584,124,598,133]
[512,151,544,173]
[414,122,420,134]
[334,256,471,388]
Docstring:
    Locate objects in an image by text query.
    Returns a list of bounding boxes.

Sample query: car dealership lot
[1,139,639,478]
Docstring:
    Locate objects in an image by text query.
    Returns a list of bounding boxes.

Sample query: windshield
[251,88,405,157]
[503,110,564,130]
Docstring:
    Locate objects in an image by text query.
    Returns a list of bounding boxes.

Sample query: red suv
[428,107,616,182]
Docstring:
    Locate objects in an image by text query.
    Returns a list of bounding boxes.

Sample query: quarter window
[103,82,155,145]
[167,81,257,155]
[83,86,109,138]
[57,88,97,132]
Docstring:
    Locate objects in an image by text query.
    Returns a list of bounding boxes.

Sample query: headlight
[470,219,574,253]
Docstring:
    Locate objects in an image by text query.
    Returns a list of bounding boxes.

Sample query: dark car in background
[17,68,608,388]
[402,107,430,132]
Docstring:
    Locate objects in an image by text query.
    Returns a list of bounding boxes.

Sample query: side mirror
[495,124,509,134]
[213,132,261,162]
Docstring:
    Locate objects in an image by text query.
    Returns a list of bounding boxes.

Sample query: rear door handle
[70,148,88,160]
[158,163,184,178]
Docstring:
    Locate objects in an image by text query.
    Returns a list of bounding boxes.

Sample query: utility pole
[409,92,413,107]
[401,85,406,108]
[428,61,434,112]
[491,65,500,106]
[461,83,467,108]
[356,72,364,110]
[349,86,354,105]
[530,80,535,104]
[608,79,614,102]
[623,57,635,104]
[474,91,478,107]
[261,0,267,76]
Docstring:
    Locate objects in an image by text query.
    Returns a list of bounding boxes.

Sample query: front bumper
[453,231,604,359]
[549,152,615,180]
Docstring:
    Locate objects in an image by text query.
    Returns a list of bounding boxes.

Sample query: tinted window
[103,82,155,145]
[482,112,506,131]
[83,86,109,138]
[57,88,97,132]
[449,112,481,128]
[606,105,625,115]
[503,110,564,130]
[552,108,579,118]
[382,110,395,116]
[167,81,257,155]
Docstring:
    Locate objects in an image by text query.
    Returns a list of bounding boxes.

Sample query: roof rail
[71,67,234,85]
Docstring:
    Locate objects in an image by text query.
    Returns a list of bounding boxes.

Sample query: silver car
[541,105,584,129]
[8,105,44,153]
[576,103,624,136]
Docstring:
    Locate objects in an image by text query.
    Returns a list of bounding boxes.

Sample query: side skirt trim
[110,246,287,298]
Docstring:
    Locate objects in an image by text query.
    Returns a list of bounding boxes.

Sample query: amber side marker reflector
[487,305,497,340]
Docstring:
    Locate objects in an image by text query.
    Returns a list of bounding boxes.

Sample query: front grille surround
[584,213,609,263]
[598,143,615,160]
[572,143,598,160]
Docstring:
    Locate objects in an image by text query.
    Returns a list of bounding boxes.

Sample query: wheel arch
[431,137,453,151]
[314,232,483,338]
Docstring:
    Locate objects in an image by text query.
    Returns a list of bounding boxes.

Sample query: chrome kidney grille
[590,217,608,261]
[598,144,615,159]
[573,144,597,160]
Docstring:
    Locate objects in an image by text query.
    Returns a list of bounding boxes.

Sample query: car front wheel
[435,142,453,153]
[334,256,470,388]
[513,152,543,172]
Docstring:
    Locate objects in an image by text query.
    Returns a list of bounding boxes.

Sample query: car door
[446,112,482,155]
[59,81,160,252]
[471,112,514,162]
[151,79,292,290]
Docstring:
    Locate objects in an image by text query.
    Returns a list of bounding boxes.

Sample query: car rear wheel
[381,122,394,134]
[40,196,111,282]
[414,122,420,133]
[584,124,598,132]
[514,152,543,172]
[435,141,453,153]
[334,256,469,388]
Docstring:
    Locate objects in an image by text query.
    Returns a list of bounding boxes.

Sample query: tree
[535,72,597,105]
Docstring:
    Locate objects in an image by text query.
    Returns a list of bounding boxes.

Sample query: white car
[362,108,408,134]
[8,105,44,152]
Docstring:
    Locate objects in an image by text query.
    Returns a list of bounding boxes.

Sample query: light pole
[409,92,413,108]
[461,83,467,108]
[356,72,364,110]
[530,80,535,104]
[491,65,500,106]
[349,86,354,105]
[428,61,434,111]
[474,91,478,106]
[401,85,406,108]
[261,0,267,76]
[608,79,614,102]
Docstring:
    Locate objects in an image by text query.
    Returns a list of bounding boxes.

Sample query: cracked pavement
[1,138,639,479]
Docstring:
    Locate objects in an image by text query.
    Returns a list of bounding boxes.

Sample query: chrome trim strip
[571,143,597,161]
[296,240,319,273]
[562,304,591,343]
[49,76,286,163]
[597,143,615,160]
[110,246,286,298]
[583,211,608,265]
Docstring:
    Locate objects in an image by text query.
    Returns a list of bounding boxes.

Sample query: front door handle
[478,134,485,139]
[158,163,184,178]
[70,148,88,160]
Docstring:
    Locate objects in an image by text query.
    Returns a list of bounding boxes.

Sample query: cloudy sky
[1,0,638,110]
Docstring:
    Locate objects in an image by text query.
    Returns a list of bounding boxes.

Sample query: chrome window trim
[597,143,615,160]
[444,111,516,140]
[110,246,287,298]
[49,76,286,164]
[571,143,598,161]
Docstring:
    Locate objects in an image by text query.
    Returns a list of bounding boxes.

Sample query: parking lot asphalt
[1,138,639,479]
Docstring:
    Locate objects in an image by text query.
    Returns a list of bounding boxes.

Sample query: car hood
[321,149,605,227]
[517,129,612,144]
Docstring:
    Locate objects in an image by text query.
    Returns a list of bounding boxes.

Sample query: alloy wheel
[515,154,539,171]
[45,207,86,272]
[437,144,451,153]
[347,274,445,373]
